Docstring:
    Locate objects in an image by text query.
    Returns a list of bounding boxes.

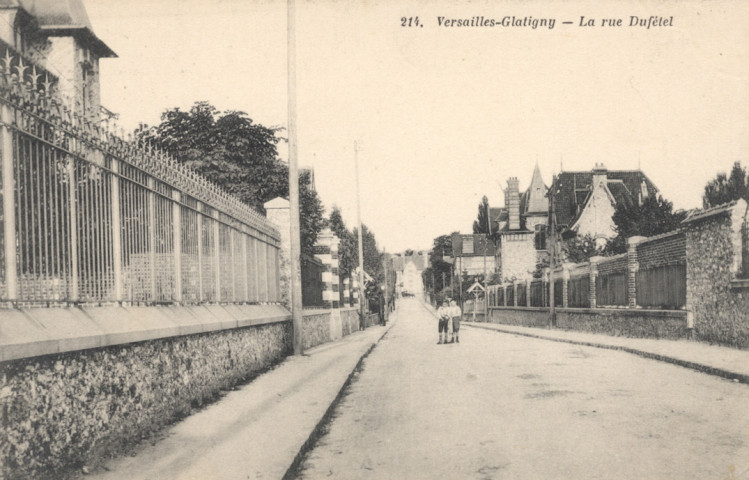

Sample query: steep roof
[1,0,116,57]
[522,163,549,214]
[549,170,658,227]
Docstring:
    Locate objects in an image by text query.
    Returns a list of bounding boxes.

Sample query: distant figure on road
[437,300,451,344]
[449,299,462,343]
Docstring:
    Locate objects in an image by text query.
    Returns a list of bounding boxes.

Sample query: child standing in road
[437,300,451,344]
[449,300,462,343]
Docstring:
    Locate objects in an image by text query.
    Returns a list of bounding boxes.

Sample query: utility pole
[548,174,557,329]
[484,199,491,319]
[383,250,389,322]
[287,0,303,355]
[355,142,365,326]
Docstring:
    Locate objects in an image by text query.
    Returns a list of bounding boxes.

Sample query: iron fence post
[1,103,17,300]
[110,159,122,302]
[172,190,182,303]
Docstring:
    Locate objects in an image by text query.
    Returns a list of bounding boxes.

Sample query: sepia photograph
[0,0,747,478]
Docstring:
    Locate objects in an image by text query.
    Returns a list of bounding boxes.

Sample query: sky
[85,0,749,253]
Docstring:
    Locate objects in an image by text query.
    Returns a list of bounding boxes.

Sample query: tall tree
[328,206,357,281]
[703,161,749,208]
[136,101,325,255]
[473,196,491,234]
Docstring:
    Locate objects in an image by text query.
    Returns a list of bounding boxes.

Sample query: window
[534,224,547,251]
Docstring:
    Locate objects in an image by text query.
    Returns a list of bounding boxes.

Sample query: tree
[328,206,357,281]
[562,234,601,263]
[426,233,456,295]
[703,161,749,208]
[472,196,497,235]
[137,101,325,255]
[608,195,686,254]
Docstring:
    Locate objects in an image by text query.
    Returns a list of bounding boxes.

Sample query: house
[488,163,660,281]
[393,251,428,296]
[0,0,116,120]
[450,234,498,277]
[490,164,550,281]
[548,163,659,247]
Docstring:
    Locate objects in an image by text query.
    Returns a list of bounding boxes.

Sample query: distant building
[0,0,116,120]
[393,251,428,296]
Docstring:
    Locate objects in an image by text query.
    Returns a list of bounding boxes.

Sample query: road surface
[296,298,749,480]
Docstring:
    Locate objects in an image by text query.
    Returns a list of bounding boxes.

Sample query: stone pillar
[627,236,646,308]
[543,269,550,307]
[513,281,518,307]
[526,278,532,307]
[314,228,341,309]
[264,197,291,309]
[589,256,602,309]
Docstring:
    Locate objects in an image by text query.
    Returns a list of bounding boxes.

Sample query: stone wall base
[487,307,688,339]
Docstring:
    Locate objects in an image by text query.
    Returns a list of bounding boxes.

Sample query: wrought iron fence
[0,49,280,305]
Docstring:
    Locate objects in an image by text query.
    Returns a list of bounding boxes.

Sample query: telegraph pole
[287,0,304,354]
[548,174,557,329]
[383,250,389,322]
[355,142,365,326]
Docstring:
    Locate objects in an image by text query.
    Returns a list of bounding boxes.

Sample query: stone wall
[556,309,688,339]
[0,322,292,480]
[341,308,360,336]
[302,311,332,350]
[486,307,687,339]
[684,200,749,349]
[487,307,549,327]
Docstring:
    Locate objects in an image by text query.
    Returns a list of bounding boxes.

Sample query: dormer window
[464,237,474,254]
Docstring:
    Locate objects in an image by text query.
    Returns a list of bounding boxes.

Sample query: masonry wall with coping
[483,200,749,349]
[0,302,374,479]
[684,200,749,349]
[0,316,292,480]
[486,307,687,338]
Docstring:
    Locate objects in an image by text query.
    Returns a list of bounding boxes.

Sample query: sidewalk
[463,320,749,384]
[87,315,394,480]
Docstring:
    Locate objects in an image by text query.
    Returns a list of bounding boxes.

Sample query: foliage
[425,233,456,294]
[356,224,384,285]
[136,101,325,255]
[328,206,357,281]
[562,234,601,263]
[609,195,686,254]
[472,195,497,235]
[703,161,749,208]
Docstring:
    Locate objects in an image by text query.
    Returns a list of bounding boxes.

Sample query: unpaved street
[297,299,749,480]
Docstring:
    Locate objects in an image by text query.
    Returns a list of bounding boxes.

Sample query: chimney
[508,177,520,230]
[592,163,608,189]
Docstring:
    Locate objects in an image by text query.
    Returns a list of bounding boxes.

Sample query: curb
[282,318,396,480]
[465,323,749,385]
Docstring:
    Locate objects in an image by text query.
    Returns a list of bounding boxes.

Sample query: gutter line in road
[465,323,749,386]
